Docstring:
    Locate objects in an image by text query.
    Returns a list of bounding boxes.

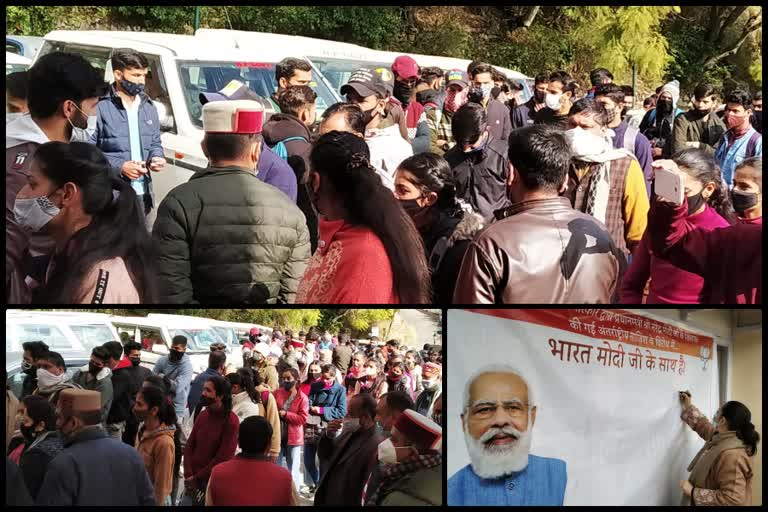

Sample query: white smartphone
[655,167,684,206]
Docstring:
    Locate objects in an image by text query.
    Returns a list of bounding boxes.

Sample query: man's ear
[460,413,465,433]
[200,138,209,159]
[278,77,288,90]
[507,161,516,188]
[530,406,537,428]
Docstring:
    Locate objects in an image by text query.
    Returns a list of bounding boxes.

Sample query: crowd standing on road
[5,46,763,304]
[6,327,444,506]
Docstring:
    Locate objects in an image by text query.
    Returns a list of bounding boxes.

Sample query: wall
[731,326,762,505]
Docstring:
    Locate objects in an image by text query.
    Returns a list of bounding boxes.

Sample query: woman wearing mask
[404,350,423,396]
[295,131,431,304]
[274,368,309,495]
[731,157,762,224]
[344,351,368,398]
[227,369,281,461]
[678,391,759,505]
[17,395,64,500]
[305,365,347,491]
[301,362,323,397]
[354,359,387,399]
[432,69,471,155]
[12,141,157,303]
[133,386,176,506]
[394,153,485,302]
[621,149,733,303]
[385,361,413,400]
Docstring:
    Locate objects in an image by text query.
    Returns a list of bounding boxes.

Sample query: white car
[6,51,31,75]
[5,310,120,354]
[34,30,342,227]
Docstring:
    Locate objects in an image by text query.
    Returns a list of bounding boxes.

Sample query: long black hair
[139,385,178,427]
[397,152,461,213]
[721,400,760,456]
[207,375,233,414]
[227,367,262,405]
[672,148,737,224]
[309,131,431,303]
[32,141,158,303]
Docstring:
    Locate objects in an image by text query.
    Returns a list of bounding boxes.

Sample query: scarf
[366,452,442,506]
[579,145,633,224]
[682,430,746,505]
[444,89,469,113]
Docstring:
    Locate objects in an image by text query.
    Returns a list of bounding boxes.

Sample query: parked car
[6,35,44,60]
[34,30,342,227]
[5,51,31,75]
[208,319,274,369]
[6,310,120,355]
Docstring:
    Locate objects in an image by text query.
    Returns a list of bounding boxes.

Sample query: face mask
[36,368,67,388]
[686,189,706,216]
[119,78,145,97]
[444,88,469,113]
[565,127,609,158]
[472,83,492,99]
[6,112,24,123]
[342,417,360,433]
[310,372,321,380]
[725,112,750,131]
[360,106,380,127]
[463,132,488,154]
[366,367,378,377]
[252,353,263,363]
[21,360,35,374]
[68,102,97,142]
[656,99,673,117]
[169,349,184,362]
[620,106,629,119]
[199,395,213,407]
[731,189,759,213]
[20,423,38,442]
[88,363,102,376]
[14,192,62,233]
[399,197,425,217]
[545,93,562,111]
[282,381,296,391]
[533,89,547,104]
[378,438,411,465]
[393,80,413,105]
[130,358,141,367]
[323,379,335,388]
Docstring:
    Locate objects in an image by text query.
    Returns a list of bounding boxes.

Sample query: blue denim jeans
[303,442,320,486]
[279,444,303,492]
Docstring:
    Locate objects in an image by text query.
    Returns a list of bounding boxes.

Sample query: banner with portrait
[447,308,718,506]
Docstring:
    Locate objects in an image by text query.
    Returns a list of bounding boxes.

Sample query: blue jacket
[187,367,220,413]
[91,83,164,209]
[153,355,194,419]
[257,144,298,202]
[715,127,762,185]
[308,381,347,421]
[36,427,155,506]
[448,454,567,506]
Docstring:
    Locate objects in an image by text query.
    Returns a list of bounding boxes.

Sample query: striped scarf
[365,452,442,506]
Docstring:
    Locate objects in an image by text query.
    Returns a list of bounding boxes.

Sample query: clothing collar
[139,423,176,440]
[495,197,572,220]
[237,452,272,461]
[191,165,257,181]
[64,425,108,447]
[26,430,58,452]
[5,113,50,148]
[316,217,348,255]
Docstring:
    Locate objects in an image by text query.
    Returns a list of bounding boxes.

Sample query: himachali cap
[58,389,101,418]
[290,339,305,349]
[340,67,394,99]
[391,55,420,80]
[199,79,261,105]
[423,362,442,377]
[445,69,469,89]
[394,409,442,450]
[202,99,264,134]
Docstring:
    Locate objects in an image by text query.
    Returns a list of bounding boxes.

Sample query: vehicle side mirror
[153,343,169,355]
[154,102,174,132]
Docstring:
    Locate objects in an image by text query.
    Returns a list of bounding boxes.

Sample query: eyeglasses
[469,401,530,420]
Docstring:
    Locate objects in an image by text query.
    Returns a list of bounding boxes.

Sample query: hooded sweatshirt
[136,424,176,505]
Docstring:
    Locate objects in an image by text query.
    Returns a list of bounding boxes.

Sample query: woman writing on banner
[677,390,759,505]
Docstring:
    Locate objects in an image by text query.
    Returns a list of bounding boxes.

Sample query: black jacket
[444,136,511,221]
[19,430,65,500]
[6,456,33,505]
[107,364,151,424]
[534,107,569,128]
[512,97,540,130]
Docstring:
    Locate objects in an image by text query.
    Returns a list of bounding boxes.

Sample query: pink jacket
[273,388,309,446]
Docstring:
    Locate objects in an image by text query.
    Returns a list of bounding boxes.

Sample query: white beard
[463,421,533,479]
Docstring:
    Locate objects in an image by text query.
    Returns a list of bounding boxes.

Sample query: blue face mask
[120,78,145,97]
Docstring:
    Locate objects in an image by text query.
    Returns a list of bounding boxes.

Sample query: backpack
[269,136,308,161]
[622,125,640,154]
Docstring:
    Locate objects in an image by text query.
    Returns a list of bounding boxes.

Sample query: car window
[6,324,13,353]
[142,53,176,134]
[69,324,118,352]
[8,372,25,399]
[310,58,390,97]
[6,41,22,54]
[169,328,221,352]
[18,323,71,350]
[213,326,237,346]
[61,43,112,78]
[139,327,164,352]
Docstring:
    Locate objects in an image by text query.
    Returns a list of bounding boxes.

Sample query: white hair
[462,364,536,414]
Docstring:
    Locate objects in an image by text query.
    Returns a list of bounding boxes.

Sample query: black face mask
[130,358,141,367]
[534,89,547,104]
[360,106,379,127]
[656,99,673,117]
[199,395,213,407]
[393,81,413,105]
[310,372,321,380]
[169,349,184,362]
[88,363,102,376]
[731,189,759,213]
[20,424,38,442]
[621,106,629,119]
[399,198,423,216]
[686,190,706,216]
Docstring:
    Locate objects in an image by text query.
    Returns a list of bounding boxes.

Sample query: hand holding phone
[653,161,684,206]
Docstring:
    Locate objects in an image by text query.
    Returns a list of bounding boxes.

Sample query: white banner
[447,309,718,506]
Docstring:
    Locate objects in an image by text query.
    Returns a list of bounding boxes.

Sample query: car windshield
[69,324,118,351]
[309,57,391,96]
[178,60,338,129]
[212,326,239,346]
[169,328,223,352]
[6,63,28,75]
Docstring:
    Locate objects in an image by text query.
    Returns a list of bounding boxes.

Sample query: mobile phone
[655,167,684,206]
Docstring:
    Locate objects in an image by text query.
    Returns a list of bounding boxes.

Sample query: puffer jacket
[152,165,310,303]
[71,366,113,426]
[91,83,164,210]
[19,430,65,500]
[453,197,626,304]
[378,463,443,506]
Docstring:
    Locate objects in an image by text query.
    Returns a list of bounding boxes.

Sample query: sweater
[620,204,730,304]
[183,406,239,485]
[206,455,295,506]
[136,424,176,505]
[231,391,281,458]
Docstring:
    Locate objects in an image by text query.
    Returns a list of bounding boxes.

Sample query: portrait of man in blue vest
[448,364,567,505]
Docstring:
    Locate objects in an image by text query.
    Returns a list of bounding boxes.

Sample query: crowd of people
[5,49,762,304]
[6,327,444,506]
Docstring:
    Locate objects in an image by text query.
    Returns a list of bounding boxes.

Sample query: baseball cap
[202,100,264,134]
[445,69,469,89]
[391,55,420,80]
[340,67,394,99]
[249,327,261,337]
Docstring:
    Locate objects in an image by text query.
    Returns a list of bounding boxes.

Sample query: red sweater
[648,198,762,304]
[620,205,730,303]
[183,407,239,484]
[273,388,309,446]
[208,456,293,506]
[295,219,397,303]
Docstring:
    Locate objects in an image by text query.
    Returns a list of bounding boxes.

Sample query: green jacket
[152,166,310,303]
[379,463,442,506]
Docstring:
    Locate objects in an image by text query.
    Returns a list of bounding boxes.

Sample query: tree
[702,7,762,69]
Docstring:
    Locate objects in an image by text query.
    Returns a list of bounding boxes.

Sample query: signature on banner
[548,338,687,375]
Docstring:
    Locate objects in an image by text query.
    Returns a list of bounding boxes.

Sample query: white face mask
[37,368,68,389]
[14,193,61,232]
[68,103,97,142]
[377,438,412,465]
[545,93,563,111]
[422,379,439,391]
[6,112,25,124]
[565,127,610,158]
[478,83,493,98]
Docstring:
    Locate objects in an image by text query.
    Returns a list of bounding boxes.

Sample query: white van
[6,51,32,75]
[5,310,120,355]
[34,30,342,227]
[110,314,224,376]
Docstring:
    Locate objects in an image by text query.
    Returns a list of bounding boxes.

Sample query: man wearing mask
[269,57,313,113]
[414,362,442,418]
[535,70,579,128]
[71,346,114,427]
[36,389,155,505]
[188,350,227,414]
[341,67,413,190]
[6,71,29,121]
[751,91,762,134]
[152,100,310,303]
[467,63,512,145]
[152,335,193,422]
[444,103,511,221]
[90,48,165,220]
[32,350,81,407]
[19,341,49,399]
[390,55,430,154]
[417,66,446,110]
[252,343,279,392]
[640,79,685,159]
[6,52,106,304]
[586,67,614,98]
[512,73,549,129]
[430,69,470,155]
[669,83,726,157]
[594,84,655,197]
[715,90,762,185]
[106,342,151,447]
[314,393,384,506]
